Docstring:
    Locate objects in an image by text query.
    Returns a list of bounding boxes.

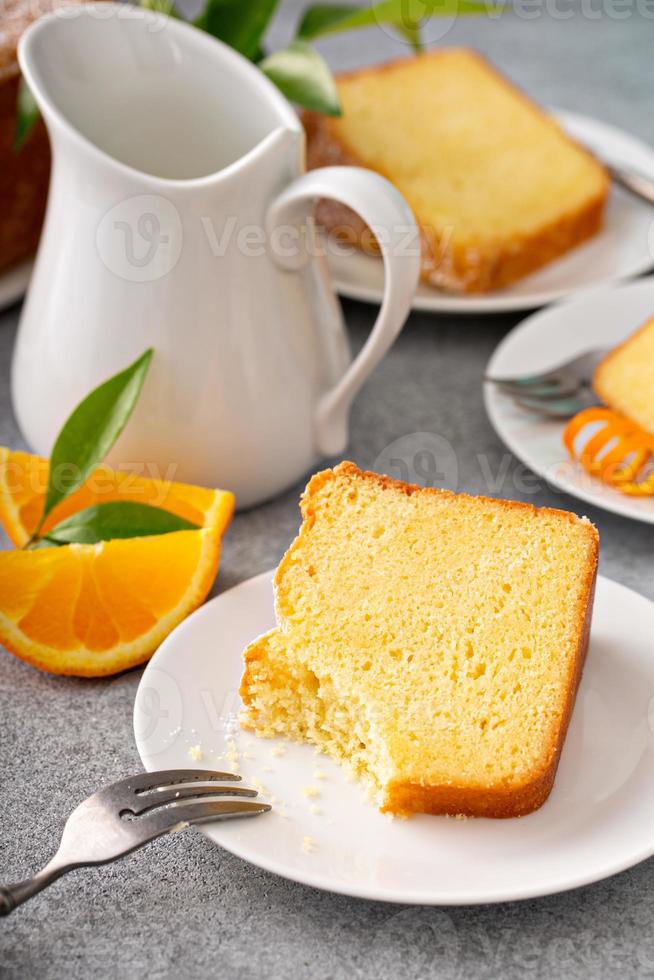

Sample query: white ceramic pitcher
[14,3,419,508]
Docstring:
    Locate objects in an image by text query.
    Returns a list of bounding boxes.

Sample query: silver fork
[0,769,270,915]
[485,347,610,419]
[605,160,654,207]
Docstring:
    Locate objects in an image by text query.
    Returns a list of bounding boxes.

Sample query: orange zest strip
[563,407,654,496]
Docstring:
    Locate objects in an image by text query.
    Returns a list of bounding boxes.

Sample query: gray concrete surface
[2,3,654,978]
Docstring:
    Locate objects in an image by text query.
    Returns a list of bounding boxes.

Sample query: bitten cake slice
[593,316,654,434]
[240,463,598,818]
[304,49,609,293]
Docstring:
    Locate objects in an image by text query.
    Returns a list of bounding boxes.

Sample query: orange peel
[563,407,654,496]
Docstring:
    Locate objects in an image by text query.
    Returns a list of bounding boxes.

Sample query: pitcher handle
[267,166,420,455]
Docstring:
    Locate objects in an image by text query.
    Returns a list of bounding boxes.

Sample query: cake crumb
[271,745,286,758]
[169,820,190,834]
[301,835,316,853]
[188,745,204,762]
[313,769,327,781]
[243,751,255,760]
[309,804,321,815]
[301,785,320,799]
[263,766,274,773]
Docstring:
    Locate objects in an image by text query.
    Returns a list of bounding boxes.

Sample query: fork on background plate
[485,347,609,419]
[0,770,270,915]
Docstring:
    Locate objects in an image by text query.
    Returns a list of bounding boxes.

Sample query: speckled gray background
[2,3,654,977]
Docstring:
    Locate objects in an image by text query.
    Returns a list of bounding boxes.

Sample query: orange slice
[0,528,221,676]
[0,447,235,676]
[0,448,234,546]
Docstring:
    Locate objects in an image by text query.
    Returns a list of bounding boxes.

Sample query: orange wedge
[0,447,236,676]
[0,448,234,547]
[0,528,222,676]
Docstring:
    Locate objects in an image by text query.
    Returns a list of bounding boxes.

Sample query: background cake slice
[304,49,609,293]
[240,462,599,818]
[593,316,654,434]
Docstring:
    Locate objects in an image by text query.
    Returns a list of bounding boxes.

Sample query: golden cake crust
[592,316,654,434]
[303,50,609,294]
[241,462,599,819]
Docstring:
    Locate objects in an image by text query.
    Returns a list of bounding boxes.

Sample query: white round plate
[135,569,654,905]
[0,260,32,314]
[328,110,654,314]
[485,275,654,524]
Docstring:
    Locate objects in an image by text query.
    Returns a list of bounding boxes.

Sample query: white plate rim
[134,568,654,906]
[484,274,654,525]
[329,109,654,315]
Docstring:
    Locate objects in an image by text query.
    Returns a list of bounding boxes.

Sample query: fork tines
[112,769,271,828]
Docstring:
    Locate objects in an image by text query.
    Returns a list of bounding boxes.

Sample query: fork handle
[0,868,66,915]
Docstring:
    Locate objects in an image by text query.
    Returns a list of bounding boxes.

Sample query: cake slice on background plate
[240,462,599,818]
[593,315,654,434]
[304,49,609,293]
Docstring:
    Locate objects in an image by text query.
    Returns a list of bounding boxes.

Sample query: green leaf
[194,0,280,60]
[13,76,40,152]
[297,3,357,38]
[260,41,341,115]
[40,349,154,529]
[45,501,200,545]
[139,0,181,16]
[297,0,488,41]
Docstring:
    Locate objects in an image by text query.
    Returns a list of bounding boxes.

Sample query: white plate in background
[135,569,654,905]
[485,275,654,524]
[328,111,654,314]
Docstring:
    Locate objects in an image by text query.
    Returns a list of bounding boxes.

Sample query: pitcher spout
[18,3,302,185]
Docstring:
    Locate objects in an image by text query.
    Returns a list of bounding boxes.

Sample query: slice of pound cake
[240,463,599,818]
[304,49,609,293]
[593,316,654,434]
